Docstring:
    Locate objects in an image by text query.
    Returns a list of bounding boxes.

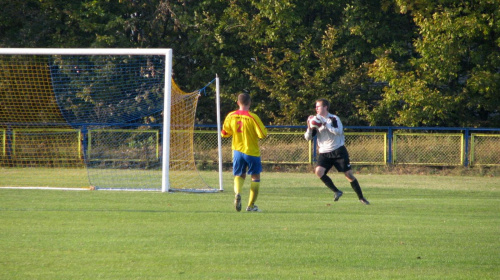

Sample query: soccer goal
[0,48,223,192]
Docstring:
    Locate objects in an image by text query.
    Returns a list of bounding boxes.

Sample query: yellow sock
[248,180,260,207]
[234,176,244,195]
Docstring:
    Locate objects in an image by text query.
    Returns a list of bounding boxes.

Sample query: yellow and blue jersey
[221,110,267,157]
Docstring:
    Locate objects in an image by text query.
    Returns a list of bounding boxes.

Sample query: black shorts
[317,146,351,173]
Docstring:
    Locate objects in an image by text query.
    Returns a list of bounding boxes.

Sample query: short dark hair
[238,93,251,106]
[316,98,330,110]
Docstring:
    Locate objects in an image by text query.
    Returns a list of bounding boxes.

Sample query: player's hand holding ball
[307,115,314,129]
[307,115,322,136]
[308,115,323,129]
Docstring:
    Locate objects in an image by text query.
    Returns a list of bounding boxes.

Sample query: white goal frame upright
[0,48,223,193]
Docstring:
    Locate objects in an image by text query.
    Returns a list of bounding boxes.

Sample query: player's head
[315,98,329,115]
[238,93,251,106]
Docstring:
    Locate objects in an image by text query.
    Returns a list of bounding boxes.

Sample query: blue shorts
[233,150,262,176]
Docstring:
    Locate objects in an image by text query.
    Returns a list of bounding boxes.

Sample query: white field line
[0,186,93,191]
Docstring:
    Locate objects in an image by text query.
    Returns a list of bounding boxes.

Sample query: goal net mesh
[0,54,213,191]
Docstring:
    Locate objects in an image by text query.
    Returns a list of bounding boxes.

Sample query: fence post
[313,135,317,164]
[387,127,393,165]
[81,125,88,161]
[6,124,12,161]
[464,128,469,167]
[308,140,312,164]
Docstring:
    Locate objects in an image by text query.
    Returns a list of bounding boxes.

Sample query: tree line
[1,0,499,127]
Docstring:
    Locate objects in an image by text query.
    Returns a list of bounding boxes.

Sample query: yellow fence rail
[0,127,499,167]
[470,134,500,166]
[393,133,464,166]
[87,129,159,162]
[11,128,82,160]
[1,129,5,157]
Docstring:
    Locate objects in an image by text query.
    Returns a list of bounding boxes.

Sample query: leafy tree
[203,0,414,125]
[368,0,500,126]
[0,0,50,47]
[1,0,498,127]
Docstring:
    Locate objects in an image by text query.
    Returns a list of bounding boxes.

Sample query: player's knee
[315,168,325,178]
[344,171,355,181]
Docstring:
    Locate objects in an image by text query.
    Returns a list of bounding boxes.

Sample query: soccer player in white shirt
[305,98,370,205]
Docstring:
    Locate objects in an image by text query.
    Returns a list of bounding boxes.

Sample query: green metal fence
[0,126,499,167]
[193,128,499,167]
[87,129,159,162]
[193,130,311,165]
[345,132,387,165]
[11,128,82,161]
[393,133,464,166]
[470,134,500,166]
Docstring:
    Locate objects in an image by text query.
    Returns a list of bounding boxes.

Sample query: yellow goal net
[0,49,218,192]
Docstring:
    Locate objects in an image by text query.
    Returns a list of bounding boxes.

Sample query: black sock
[320,175,340,192]
[350,179,364,199]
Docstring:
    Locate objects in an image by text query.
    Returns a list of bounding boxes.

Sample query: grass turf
[0,172,499,279]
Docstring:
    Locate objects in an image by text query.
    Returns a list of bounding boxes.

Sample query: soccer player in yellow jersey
[221,93,267,212]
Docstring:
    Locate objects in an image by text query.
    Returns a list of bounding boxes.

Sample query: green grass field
[1,171,499,279]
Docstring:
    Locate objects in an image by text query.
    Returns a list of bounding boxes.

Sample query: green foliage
[0,0,498,127]
[369,0,500,126]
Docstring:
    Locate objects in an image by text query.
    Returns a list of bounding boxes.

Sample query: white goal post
[0,48,223,193]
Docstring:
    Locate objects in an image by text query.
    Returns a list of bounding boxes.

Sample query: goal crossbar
[0,48,172,56]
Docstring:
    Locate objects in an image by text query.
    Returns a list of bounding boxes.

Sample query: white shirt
[304,113,345,153]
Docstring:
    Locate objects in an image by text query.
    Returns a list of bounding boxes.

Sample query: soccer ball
[308,115,323,129]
